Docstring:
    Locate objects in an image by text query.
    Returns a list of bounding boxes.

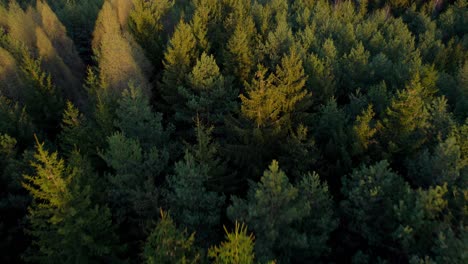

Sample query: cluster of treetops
[0,0,467,263]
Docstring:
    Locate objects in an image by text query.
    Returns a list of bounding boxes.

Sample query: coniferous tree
[160,19,198,110]
[223,14,258,86]
[379,75,432,157]
[128,0,173,69]
[175,52,237,129]
[58,101,93,158]
[143,209,200,264]
[232,49,313,176]
[208,222,256,264]
[23,139,120,263]
[228,160,336,262]
[164,124,225,245]
[100,85,170,225]
[92,0,152,98]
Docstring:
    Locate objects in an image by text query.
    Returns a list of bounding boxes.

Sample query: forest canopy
[0,0,467,263]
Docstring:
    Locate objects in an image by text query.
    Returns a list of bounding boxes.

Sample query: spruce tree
[228,160,336,262]
[223,8,257,85]
[160,19,198,109]
[23,139,120,263]
[380,75,431,156]
[143,209,200,264]
[208,222,256,264]
[175,52,237,128]
[164,151,225,246]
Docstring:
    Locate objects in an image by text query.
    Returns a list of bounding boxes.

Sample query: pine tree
[58,101,93,158]
[143,209,200,264]
[34,0,84,96]
[407,132,466,188]
[208,222,255,264]
[0,29,64,136]
[241,49,310,131]
[175,52,237,128]
[114,83,172,151]
[160,19,198,108]
[260,13,294,67]
[352,104,378,155]
[223,14,258,85]
[380,75,431,156]
[100,85,170,247]
[164,149,225,245]
[227,160,336,262]
[23,138,120,263]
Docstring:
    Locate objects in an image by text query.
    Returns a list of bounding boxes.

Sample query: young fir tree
[165,150,225,243]
[23,139,120,263]
[208,222,256,264]
[232,49,313,176]
[379,75,432,157]
[143,209,200,264]
[160,19,198,110]
[175,52,237,129]
[223,14,258,86]
[227,160,337,263]
[114,83,172,151]
[58,101,94,158]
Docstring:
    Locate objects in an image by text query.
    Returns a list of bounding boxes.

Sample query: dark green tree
[228,160,337,262]
[143,209,200,264]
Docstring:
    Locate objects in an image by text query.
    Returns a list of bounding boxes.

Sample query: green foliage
[115,83,172,150]
[341,160,467,262]
[128,0,173,67]
[0,0,467,262]
[164,142,225,244]
[143,209,200,264]
[175,52,238,128]
[407,134,467,187]
[228,160,337,262]
[380,75,432,156]
[341,161,416,248]
[58,101,94,157]
[161,19,198,107]
[208,222,255,264]
[23,139,120,263]
[19,51,64,135]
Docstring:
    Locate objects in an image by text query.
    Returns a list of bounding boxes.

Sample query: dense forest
[0,0,467,263]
